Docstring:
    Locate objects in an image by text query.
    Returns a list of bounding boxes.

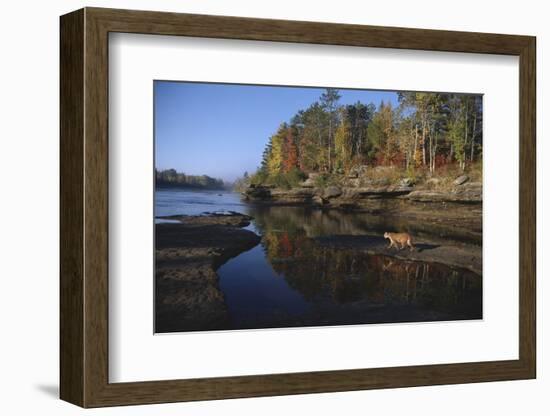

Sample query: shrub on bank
[245,161,482,192]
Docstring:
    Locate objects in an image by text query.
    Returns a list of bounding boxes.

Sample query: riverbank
[155,212,261,332]
[315,234,481,275]
[242,178,482,207]
[155,209,481,332]
[242,172,482,242]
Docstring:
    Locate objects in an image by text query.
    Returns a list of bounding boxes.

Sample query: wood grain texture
[518,38,536,375]
[59,7,537,408]
[83,10,110,406]
[59,8,84,407]
[89,7,531,55]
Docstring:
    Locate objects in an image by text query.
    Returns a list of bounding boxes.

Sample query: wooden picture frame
[60,7,536,408]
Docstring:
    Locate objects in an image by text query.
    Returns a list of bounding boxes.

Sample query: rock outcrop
[243,175,481,207]
[408,182,481,203]
[323,186,343,199]
[315,234,481,275]
[155,213,261,333]
[453,175,470,186]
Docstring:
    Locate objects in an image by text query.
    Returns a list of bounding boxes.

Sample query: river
[155,188,482,330]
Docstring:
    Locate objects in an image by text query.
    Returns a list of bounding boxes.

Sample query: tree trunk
[463,102,469,171]
[470,110,477,162]
[317,125,323,172]
[431,128,438,173]
[413,126,418,166]
[422,119,427,166]
[407,124,414,169]
[428,123,433,173]
[328,117,332,172]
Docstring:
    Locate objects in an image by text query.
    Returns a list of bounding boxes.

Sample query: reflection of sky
[154,81,399,182]
[155,189,247,217]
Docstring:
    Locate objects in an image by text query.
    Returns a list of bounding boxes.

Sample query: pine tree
[320,88,341,172]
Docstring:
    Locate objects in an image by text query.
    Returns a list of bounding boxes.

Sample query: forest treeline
[248,88,482,188]
[155,168,225,190]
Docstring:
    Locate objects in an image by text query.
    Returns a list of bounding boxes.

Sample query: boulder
[323,186,343,199]
[453,175,470,186]
[299,173,320,188]
[452,182,482,202]
[400,177,415,187]
[300,178,316,188]
[243,185,271,200]
[312,195,327,205]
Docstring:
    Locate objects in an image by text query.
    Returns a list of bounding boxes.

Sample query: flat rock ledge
[407,183,482,203]
[315,234,481,275]
[158,211,254,227]
[242,182,481,206]
[155,213,261,333]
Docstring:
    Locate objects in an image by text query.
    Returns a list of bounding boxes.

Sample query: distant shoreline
[155,184,227,191]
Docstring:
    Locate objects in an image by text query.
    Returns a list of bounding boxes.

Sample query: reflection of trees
[254,208,481,316]
[250,205,481,245]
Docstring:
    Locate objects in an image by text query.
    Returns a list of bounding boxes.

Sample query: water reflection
[217,205,482,330]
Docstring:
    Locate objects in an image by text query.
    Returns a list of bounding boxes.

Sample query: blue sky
[154,81,399,182]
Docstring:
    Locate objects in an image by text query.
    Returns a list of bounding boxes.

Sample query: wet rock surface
[155,213,261,333]
[315,234,481,275]
[158,211,254,227]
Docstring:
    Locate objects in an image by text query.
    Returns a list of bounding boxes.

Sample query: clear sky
[154,81,399,182]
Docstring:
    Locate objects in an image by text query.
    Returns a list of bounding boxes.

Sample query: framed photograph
[60,7,536,407]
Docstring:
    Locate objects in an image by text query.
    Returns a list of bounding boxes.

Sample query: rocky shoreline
[242,172,482,242]
[155,203,482,332]
[315,234,481,275]
[155,212,261,332]
[243,177,481,208]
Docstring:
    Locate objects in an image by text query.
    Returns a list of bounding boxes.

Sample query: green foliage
[253,88,482,189]
[233,171,252,192]
[333,112,351,172]
[251,170,268,185]
[155,169,224,189]
[313,173,340,188]
[405,165,419,182]
[268,168,307,190]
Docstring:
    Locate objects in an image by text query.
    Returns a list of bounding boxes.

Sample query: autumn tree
[282,126,299,173]
[334,108,352,173]
[265,123,287,176]
[251,89,482,188]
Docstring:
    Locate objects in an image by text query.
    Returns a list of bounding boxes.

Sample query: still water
[156,188,482,330]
